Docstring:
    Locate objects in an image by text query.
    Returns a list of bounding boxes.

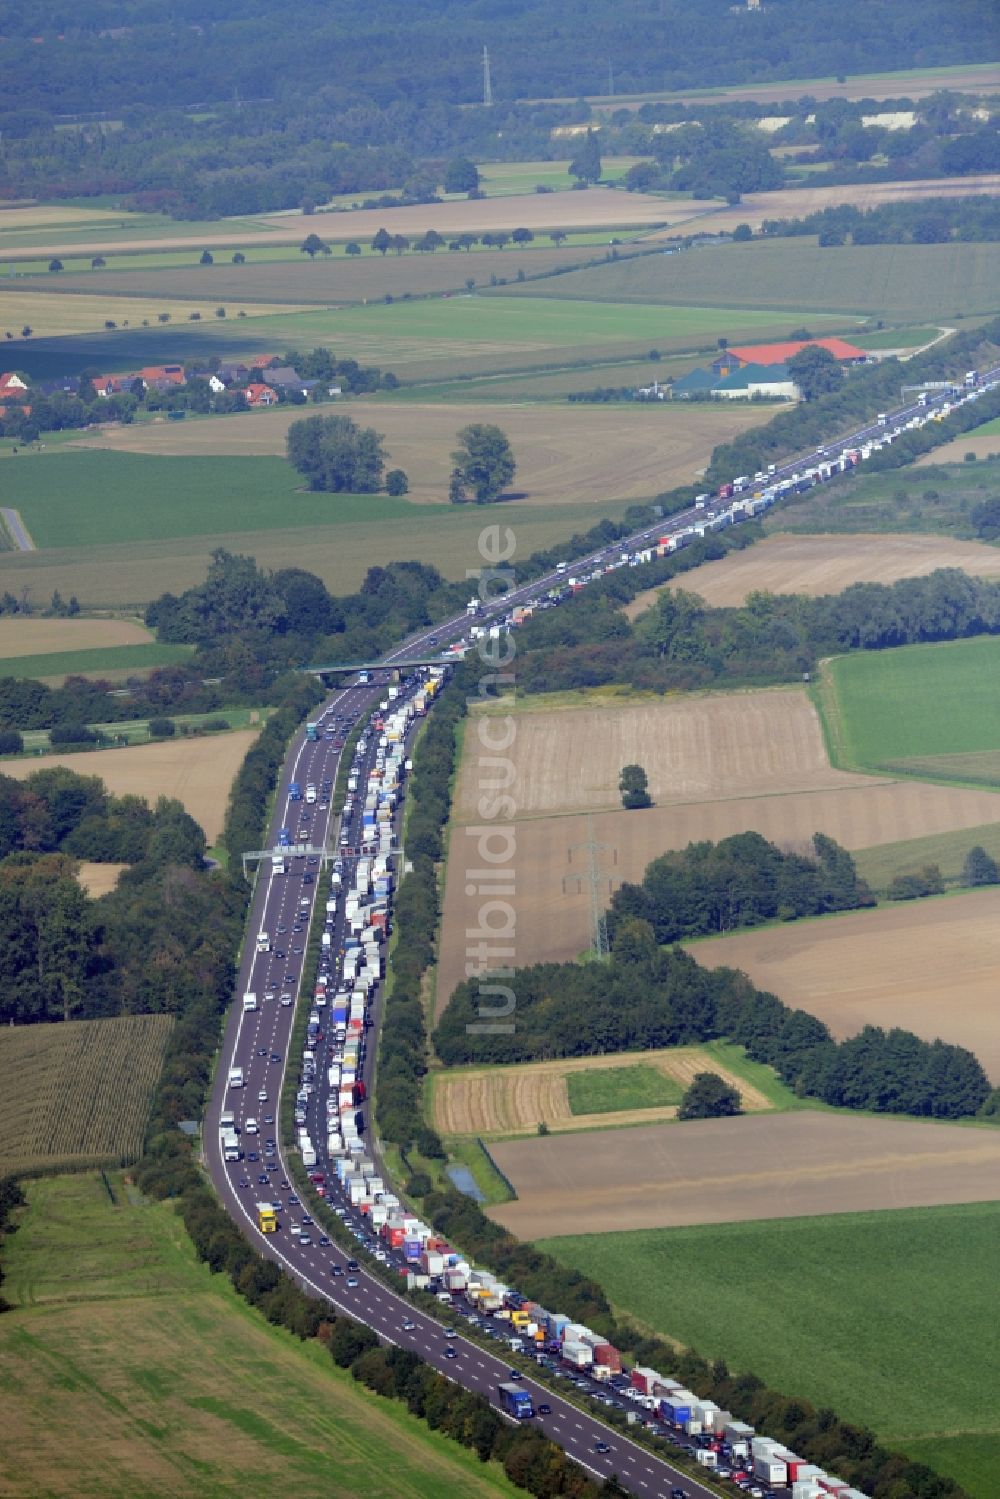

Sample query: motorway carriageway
[205,364,1000,1499]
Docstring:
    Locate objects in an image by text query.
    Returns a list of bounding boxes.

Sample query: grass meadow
[494,239,1000,321]
[539,1201,1000,1493]
[0,1016,173,1176]
[0,1172,520,1498]
[566,1065,683,1116]
[819,637,1000,780]
[854,819,1000,891]
[0,641,193,681]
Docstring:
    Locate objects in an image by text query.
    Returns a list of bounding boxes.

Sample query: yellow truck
[257,1202,278,1234]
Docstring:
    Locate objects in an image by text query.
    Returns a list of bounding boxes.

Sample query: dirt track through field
[433,1047,769,1136]
[625,533,1000,615]
[487,1112,1000,1236]
[689,888,1000,1083]
[0,730,258,841]
[75,401,763,507]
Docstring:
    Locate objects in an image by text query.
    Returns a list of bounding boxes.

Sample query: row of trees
[286,414,516,504]
[759,193,1000,246]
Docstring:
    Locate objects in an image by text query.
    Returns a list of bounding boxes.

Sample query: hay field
[0,616,152,656]
[568,63,1000,110]
[917,435,1000,464]
[689,888,1000,1082]
[0,1015,173,1176]
[0,290,311,338]
[0,729,258,841]
[487,1112,1000,1238]
[504,238,1000,321]
[625,532,1000,615]
[431,1047,770,1137]
[75,400,763,507]
[75,861,128,898]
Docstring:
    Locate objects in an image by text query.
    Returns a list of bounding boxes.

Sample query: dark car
[319,1235,330,1247]
[273,948,287,961]
[594,1441,611,1454]
[257,1173,269,1185]
[237,1178,250,1189]
[247,1151,259,1163]
[444,1348,458,1360]
[331,1263,343,1275]
[347,1258,359,1271]
[537,1403,551,1415]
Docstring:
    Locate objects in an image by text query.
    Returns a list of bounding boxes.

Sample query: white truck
[227,1066,244,1089]
[242,992,258,1013]
[221,1130,242,1161]
[256,930,270,953]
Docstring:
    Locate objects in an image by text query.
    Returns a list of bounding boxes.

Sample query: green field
[854,818,1000,890]
[493,240,1000,321]
[763,460,1000,538]
[0,449,636,606]
[853,325,941,350]
[0,641,193,681]
[0,1172,519,1498]
[539,1202,1000,1495]
[902,1434,1000,1499]
[969,415,1000,437]
[819,637,1000,780]
[567,1065,683,1115]
[0,1016,173,1176]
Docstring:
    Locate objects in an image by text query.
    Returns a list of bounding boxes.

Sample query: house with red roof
[0,372,29,397]
[243,382,277,408]
[137,364,186,390]
[712,337,868,378]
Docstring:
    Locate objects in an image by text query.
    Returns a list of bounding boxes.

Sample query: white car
[258,1089,268,1103]
[244,1118,258,1135]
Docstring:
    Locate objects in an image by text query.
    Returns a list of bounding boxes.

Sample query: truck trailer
[498,1383,534,1420]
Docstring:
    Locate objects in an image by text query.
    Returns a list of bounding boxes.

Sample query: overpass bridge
[298,654,463,677]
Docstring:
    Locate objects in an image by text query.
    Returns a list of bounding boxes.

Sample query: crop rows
[0,1014,173,1176]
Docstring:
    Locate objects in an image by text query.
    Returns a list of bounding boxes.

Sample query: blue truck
[498,1383,534,1421]
[289,782,302,802]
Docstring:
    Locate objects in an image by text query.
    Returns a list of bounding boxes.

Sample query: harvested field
[0,616,152,656]
[487,1112,1000,1238]
[455,687,863,820]
[0,290,310,338]
[0,729,258,841]
[439,780,1000,1001]
[74,400,763,506]
[663,173,1000,236]
[917,436,1000,464]
[689,889,1000,1083]
[75,861,128,898]
[624,532,1000,616]
[431,1047,770,1137]
[0,1015,173,1176]
[563,63,1000,110]
[437,686,1000,1004]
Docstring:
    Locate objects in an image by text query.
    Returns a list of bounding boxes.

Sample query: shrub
[148,716,176,738]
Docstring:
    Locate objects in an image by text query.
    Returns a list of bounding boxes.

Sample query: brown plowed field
[487,1112,1000,1236]
[0,617,152,655]
[688,888,1000,1083]
[76,861,128,898]
[432,1047,769,1136]
[0,730,258,841]
[438,781,1000,1006]
[75,401,762,508]
[625,533,1000,616]
[916,434,1000,464]
[436,686,1000,1012]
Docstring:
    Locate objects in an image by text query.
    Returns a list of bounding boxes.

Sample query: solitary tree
[231,251,246,265]
[549,229,568,247]
[286,413,388,493]
[619,763,652,809]
[300,232,329,258]
[444,157,480,194]
[371,227,392,256]
[48,258,63,272]
[569,128,602,184]
[199,249,214,265]
[678,1072,742,1121]
[385,468,409,496]
[962,845,999,887]
[511,227,534,246]
[345,241,362,257]
[91,255,106,269]
[787,344,842,401]
[449,424,516,504]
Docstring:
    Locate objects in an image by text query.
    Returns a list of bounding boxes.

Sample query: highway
[205,364,1000,1499]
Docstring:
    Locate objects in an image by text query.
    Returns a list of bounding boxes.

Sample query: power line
[563,814,618,961]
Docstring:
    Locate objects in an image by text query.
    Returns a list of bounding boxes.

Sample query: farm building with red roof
[712,337,868,377]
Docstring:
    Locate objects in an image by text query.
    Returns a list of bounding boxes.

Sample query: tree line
[434,941,991,1121]
[757,193,1000,246]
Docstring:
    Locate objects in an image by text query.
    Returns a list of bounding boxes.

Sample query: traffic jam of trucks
[214,371,1000,1493]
